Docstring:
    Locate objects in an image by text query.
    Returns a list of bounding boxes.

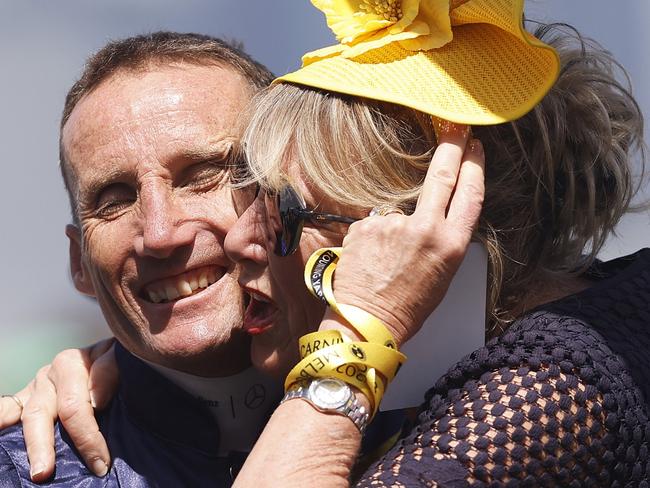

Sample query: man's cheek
[194,191,239,222]
[82,229,124,282]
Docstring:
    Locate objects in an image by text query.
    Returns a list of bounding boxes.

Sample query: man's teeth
[178,281,192,297]
[146,268,219,303]
[165,284,180,301]
[199,274,208,288]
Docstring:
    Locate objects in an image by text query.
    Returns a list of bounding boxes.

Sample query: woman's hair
[243,23,646,334]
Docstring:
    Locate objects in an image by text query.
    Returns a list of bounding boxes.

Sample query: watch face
[309,378,351,409]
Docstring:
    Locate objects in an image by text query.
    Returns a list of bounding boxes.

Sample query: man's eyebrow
[81,167,131,202]
[181,140,240,163]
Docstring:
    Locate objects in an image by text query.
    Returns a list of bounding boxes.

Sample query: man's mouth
[243,291,279,335]
[142,266,224,304]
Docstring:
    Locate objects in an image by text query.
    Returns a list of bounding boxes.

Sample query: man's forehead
[62,63,251,173]
[64,63,250,135]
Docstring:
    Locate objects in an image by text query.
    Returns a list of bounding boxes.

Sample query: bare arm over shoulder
[0,338,118,481]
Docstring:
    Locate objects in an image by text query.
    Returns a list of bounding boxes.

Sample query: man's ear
[65,224,96,297]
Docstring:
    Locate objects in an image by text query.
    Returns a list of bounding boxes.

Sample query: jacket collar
[114,342,222,456]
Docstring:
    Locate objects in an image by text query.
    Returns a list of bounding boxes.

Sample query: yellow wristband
[304,247,397,349]
[299,332,403,380]
[288,341,405,387]
[300,247,409,417]
[286,352,381,416]
[285,341,406,417]
[299,330,347,359]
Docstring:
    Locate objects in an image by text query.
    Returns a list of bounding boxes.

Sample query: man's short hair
[60,31,275,224]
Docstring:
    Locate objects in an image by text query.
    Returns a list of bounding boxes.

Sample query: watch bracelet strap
[281,383,369,434]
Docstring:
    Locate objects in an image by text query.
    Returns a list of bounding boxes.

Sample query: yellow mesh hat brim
[276,22,559,125]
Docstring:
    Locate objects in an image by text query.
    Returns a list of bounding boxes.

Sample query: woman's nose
[224,192,269,265]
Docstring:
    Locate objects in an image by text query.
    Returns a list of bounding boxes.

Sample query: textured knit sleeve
[356,313,650,487]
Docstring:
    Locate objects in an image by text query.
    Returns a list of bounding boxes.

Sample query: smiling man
[0,32,280,487]
[62,48,249,376]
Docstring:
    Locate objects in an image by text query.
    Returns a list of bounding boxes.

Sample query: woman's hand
[0,339,119,482]
[328,124,485,347]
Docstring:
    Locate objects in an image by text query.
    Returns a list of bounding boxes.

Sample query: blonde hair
[242,24,645,334]
[243,85,435,211]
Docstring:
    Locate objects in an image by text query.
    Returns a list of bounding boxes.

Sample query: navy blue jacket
[0,343,249,487]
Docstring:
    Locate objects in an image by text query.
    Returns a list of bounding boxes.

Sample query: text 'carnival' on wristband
[299,330,347,359]
[304,247,398,349]
[286,338,406,417]
[286,344,381,416]
[297,332,405,383]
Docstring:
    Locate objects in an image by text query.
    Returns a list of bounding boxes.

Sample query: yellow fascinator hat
[276,0,560,125]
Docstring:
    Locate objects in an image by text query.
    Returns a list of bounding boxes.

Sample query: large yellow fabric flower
[304,0,453,65]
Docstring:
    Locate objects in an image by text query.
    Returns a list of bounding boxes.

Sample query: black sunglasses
[273,185,359,257]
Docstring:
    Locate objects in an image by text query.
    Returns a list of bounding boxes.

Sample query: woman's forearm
[234,312,370,488]
[233,398,362,487]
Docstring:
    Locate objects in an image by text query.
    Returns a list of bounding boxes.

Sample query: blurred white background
[0,0,648,392]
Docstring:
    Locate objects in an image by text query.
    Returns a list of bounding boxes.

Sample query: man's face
[62,63,252,376]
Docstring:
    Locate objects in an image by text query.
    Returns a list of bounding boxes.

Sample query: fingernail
[30,463,46,480]
[469,138,483,155]
[91,458,109,477]
[89,391,98,409]
[431,117,470,140]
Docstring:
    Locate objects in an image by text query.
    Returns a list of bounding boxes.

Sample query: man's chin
[120,326,252,377]
[250,341,296,380]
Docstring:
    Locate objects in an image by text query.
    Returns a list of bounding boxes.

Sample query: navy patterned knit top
[357,249,650,487]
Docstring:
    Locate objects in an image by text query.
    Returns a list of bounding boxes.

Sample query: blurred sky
[0,0,648,392]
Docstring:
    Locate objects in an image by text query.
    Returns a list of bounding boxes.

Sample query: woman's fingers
[415,123,469,216]
[446,138,485,236]
[0,385,31,429]
[88,343,119,410]
[21,366,57,482]
[49,348,110,477]
[332,123,485,347]
[0,341,117,481]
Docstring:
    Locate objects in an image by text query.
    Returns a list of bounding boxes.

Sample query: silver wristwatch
[281,378,370,433]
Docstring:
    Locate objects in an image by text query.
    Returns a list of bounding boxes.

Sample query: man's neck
[136,331,253,377]
[141,357,283,456]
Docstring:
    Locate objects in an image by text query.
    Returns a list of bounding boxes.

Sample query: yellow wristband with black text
[286,350,382,415]
[288,341,405,388]
[299,330,347,359]
[294,332,382,414]
[285,341,405,417]
[304,247,398,349]
[299,247,409,416]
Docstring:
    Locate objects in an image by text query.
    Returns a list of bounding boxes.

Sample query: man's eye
[95,183,136,218]
[180,162,228,189]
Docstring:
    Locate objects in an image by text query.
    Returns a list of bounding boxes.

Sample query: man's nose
[224,194,269,265]
[134,184,195,259]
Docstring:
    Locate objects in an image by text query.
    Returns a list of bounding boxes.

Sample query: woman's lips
[243,292,279,335]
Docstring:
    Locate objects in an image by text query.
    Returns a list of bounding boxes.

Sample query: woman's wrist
[234,392,360,488]
[315,308,396,415]
[318,307,365,341]
[282,380,372,433]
